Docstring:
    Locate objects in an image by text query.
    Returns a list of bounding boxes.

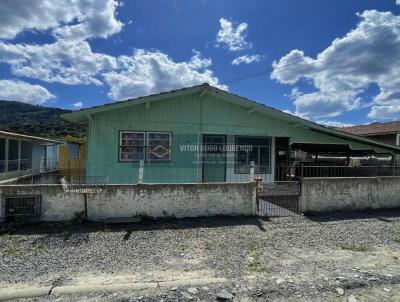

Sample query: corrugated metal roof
[61,83,400,153]
[0,130,62,144]
[72,83,209,114]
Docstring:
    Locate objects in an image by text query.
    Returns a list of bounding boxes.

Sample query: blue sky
[0,0,400,127]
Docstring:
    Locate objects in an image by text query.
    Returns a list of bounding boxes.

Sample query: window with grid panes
[119,131,145,161]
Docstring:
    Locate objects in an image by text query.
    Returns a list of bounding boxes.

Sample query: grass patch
[201,239,216,251]
[0,234,27,242]
[246,240,267,274]
[1,245,25,257]
[246,252,267,273]
[340,244,373,252]
[1,242,44,258]
[394,238,400,244]
[247,240,259,252]
[0,233,44,258]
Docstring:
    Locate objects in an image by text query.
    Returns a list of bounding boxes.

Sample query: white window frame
[146,131,172,162]
[234,136,271,174]
[119,131,145,162]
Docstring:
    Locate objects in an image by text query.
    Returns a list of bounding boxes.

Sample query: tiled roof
[339,121,400,136]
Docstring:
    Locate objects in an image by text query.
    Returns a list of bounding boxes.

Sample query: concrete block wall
[301,177,400,213]
[0,185,85,222]
[0,183,256,222]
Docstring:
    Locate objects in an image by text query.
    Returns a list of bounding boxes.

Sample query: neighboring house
[0,130,61,182]
[58,140,86,177]
[62,84,400,184]
[339,122,400,146]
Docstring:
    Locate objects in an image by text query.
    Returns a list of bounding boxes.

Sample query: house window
[235,136,271,174]
[68,143,80,159]
[147,132,171,161]
[119,131,145,161]
[119,131,171,161]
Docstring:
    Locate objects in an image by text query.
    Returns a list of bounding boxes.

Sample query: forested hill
[0,100,85,138]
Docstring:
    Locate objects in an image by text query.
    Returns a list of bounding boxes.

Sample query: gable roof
[339,121,400,136]
[62,84,207,125]
[61,84,400,153]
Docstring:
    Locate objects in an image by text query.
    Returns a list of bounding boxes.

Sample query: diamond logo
[151,145,169,158]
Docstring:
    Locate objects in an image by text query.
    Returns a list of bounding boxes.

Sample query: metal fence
[2,159,400,186]
[301,165,400,178]
[276,164,400,180]
[275,165,299,181]
[0,159,31,172]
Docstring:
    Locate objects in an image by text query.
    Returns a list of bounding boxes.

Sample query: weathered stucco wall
[301,177,400,212]
[0,185,85,222]
[0,183,256,222]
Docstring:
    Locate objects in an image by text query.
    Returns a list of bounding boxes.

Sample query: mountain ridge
[0,100,85,138]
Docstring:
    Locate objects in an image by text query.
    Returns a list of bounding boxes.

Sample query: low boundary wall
[300,176,400,213]
[0,183,257,222]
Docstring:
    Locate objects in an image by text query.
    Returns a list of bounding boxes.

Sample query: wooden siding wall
[59,144,87,176]
[87,92,391,184]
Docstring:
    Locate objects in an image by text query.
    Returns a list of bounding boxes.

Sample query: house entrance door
[202,134,226,182]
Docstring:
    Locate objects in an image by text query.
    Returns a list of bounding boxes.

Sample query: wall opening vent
[4,195,41,218]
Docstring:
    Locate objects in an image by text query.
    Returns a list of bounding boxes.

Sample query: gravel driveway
[1,209,400,301]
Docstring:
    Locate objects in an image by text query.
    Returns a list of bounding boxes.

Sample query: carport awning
[291,143,376,155]
[0,130,61,144]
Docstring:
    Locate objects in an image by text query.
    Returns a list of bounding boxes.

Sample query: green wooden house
[62,84,400,184]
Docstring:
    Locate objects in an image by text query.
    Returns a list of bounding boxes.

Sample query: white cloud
[0,0,122,40]
[271,10,400,120]
[316,120,354,128]
[368,100,400,119]
[287,87,303,100]
[0,0,121,86]
[52,0,123,41]
[397,0,400,5]
[283,108,354,127]
[0,79,54,104]
[0,39,117,85]
[0,1,227,103]
[216,18,251,51]
[103,49,227,100]
[294,91,361,118]
[232,54,262,65]
[73,101,83,108]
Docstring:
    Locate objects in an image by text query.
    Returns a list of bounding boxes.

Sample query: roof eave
[362,131,399,136]
[205,87,400,153]
[310,128,400,153]
[0,130,62,144]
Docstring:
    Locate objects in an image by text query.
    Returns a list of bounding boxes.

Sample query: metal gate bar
[4,195,41,217]
[257,182,301,217]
